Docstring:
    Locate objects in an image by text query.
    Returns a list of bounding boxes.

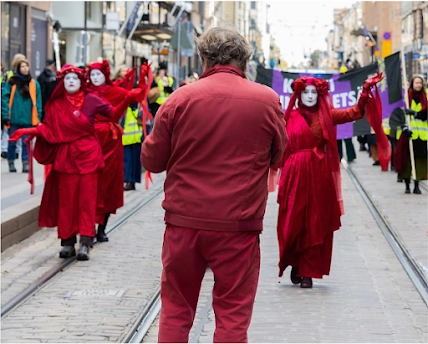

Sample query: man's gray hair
[196,27,253,71]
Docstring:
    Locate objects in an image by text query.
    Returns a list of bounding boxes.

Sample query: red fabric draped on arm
[365,86,391,171]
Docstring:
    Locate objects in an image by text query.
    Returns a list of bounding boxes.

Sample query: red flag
[145,170,153,190]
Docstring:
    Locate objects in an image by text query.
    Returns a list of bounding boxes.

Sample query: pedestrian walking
[122,104,143,191]
[394,75,427,194]
[141,27,287,343]
[276,73,383,289]
[9,66,132,260]
[148,62,173,116]
[37,59,58,122]
[1,60,42,173]
[86,60,149,241]
[1,54,27,159]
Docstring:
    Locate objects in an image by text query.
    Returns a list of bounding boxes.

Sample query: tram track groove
[1,186,164,320]
[343,161,428,306]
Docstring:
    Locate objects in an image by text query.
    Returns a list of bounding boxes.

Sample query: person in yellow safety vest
[396,75,428,194]
[122,105,143,191]
[149,62,174,117]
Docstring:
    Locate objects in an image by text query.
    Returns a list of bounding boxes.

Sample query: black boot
[300,277,313,288]
[413,181,422,194]
[8,161,16,172]
[77,244,90,261]
[97,213,110,242]
[124,182,135,191]
[22,160,29,173]
[59,245,76,259]
[290,267,302,285]
[405,179,411,194]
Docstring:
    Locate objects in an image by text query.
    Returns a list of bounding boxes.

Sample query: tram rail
[1,186,164,320]
[343,161,428,306]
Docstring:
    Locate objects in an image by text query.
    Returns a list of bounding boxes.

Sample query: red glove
[127,88,146,104]
[363,71,384,90]
[124,67,137,81]
[8,127,40,142]
[138,62,151,88]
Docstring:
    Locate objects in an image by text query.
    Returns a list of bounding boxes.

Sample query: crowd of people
[1,52,202,260]
[1,26,426,342]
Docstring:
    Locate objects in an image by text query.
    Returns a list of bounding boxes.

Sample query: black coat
[37,68,58,121]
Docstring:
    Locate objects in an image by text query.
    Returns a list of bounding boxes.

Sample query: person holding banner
[277,73,384,288]
[86,60,149,242]
[395,75,428,194]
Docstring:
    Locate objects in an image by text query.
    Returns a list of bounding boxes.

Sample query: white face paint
[90,69,106,86]
[300,85,318,107]
[64,73,81,94]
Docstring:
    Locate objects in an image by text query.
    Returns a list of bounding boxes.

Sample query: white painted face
[90,69,106,86]
[64,73,81,94]
[301,85,318,107]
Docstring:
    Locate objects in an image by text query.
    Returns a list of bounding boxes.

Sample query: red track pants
[158,225,261,343]
[57,172,98,240]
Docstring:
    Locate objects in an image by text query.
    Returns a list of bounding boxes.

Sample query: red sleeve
[141,103,171,173]
[92,95,113,118]
[270,100,287,167]
[331,92,368,125]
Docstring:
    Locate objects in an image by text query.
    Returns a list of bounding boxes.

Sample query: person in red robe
[9,66,132,260]
[86,60,149,242]
[277,74,383,288]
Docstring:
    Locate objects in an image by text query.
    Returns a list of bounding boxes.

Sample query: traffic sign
[412,53,421,59]
[383,32,391,40]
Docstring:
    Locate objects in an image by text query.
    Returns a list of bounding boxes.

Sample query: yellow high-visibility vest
[155,77,174,105]
[397,90,428,141]
[122,107,143,146]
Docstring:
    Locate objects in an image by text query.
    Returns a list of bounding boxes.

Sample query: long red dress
[277,102,365,278]
[34,93,113,239]
[87,85,130,224]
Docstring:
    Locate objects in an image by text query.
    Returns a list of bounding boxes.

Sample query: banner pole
[400,51,417,181]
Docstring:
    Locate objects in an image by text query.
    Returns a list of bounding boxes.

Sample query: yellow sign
[382,40,392,58]
[375,50,380,57]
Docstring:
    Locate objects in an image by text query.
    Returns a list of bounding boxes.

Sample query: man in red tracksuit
[141,27,287,343]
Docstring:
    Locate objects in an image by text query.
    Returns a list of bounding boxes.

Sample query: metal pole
[177,22,181,83]
[400,50,417,180]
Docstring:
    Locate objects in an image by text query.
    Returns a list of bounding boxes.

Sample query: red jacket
[141,65,287,232]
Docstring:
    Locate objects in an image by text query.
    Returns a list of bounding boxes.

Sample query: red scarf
[65,90,84,110]
[408,89,427,112]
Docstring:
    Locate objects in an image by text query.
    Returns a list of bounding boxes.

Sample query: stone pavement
[143,166,427,343]
[349,147,427,278]
[1,172,166,308]
[1,157,45,210]
[1,171,167,343]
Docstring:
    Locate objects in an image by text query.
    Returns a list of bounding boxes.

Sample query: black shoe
[300,277,313,288]
[59,246,76,259]
[290,267,301,285]
[22,160,29,173]
[372,160,380,166]
[1,152,6,159]
[77,244,90,261]
[397,179,403,183]
[96,225,109,242]
[8,162,17,173]
[124,182,136,191]
[15,153,18,159]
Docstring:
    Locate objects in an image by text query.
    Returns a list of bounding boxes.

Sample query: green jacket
[1,80,42,126]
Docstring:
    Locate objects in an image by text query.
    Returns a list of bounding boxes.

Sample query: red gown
[277,103,365,278]
[34,94,113,239]
[87,85,130,224]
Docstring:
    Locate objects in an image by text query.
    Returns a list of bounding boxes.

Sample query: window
[251,2,256,10]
